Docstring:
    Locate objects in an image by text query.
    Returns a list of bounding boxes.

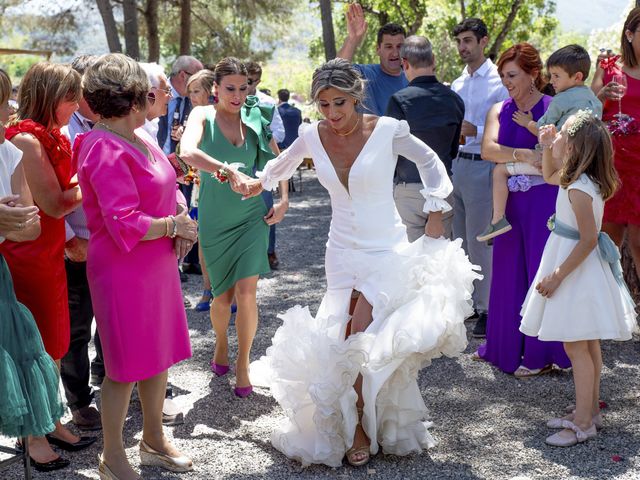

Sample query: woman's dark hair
[83,53,149,119]
[497,43,547,92]
[213,57,247,85]
[621,8,640,68]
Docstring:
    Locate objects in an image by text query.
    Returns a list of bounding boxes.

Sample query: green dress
[0,255,64,437]
[198,100,276,296]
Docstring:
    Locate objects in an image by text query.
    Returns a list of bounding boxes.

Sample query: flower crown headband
[566,109,593,137]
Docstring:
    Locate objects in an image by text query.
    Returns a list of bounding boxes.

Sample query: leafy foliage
[321,0,559,83]
[157,0,298,65]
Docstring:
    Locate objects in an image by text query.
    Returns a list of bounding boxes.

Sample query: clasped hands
[0,195,39,236]
[173,212,198,259]
[226,168,264,199]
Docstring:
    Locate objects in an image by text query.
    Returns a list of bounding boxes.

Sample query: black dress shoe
[472,313,487,338]
[32,456,71,472]
[45,434,97,452]
[182,263,202,275]
[268,252,280,270]
[14,442,71,472]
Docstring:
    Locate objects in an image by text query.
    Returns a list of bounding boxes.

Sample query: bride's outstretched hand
[227,169,252,195]
[242,179,264,200]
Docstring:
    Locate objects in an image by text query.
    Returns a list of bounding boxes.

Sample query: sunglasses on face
[154,86,172,97]
[247,77,261,86]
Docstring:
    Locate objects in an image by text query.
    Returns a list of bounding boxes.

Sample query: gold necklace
[97,122,137,143]
[97,122,155,163]
[332,116,360,137]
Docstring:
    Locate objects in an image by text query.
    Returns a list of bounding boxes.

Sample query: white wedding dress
[252,117,480,467]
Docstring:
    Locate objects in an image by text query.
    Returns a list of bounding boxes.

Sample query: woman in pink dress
[75,53,197,479]
[592,7,640,275]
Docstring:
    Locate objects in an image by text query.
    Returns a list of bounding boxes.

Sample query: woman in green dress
[180,57,289,397]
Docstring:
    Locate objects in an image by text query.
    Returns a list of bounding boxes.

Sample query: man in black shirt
[386,35,464,240]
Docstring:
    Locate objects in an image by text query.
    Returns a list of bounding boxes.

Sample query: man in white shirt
[245,61,287,270]
[60,55,103,431]
[450,18,509,338]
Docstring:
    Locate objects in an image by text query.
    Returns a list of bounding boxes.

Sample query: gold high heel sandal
[98,454,141,480]
[346,407,370,467]
[139,440,193,473]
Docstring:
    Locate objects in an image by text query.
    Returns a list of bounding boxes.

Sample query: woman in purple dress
[478,43,570,376]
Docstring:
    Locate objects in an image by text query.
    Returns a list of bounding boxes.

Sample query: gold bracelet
[164,217,170,237]
[169,216,178,239]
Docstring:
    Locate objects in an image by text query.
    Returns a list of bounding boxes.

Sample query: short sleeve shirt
[0,140,23,243]
[353,64,408,116]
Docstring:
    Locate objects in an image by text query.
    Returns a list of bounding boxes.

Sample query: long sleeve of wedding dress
[392,120,453,213]
[257,126,311,190]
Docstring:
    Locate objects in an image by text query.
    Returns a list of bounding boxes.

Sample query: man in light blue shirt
[337,2,408,115]
[450,18,509,338]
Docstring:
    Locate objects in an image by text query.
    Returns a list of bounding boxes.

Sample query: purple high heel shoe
[210,361,230,377]
[234,385,253,398]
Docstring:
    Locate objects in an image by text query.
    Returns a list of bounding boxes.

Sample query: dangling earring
[628,37,633,43]
[529,78,535,95]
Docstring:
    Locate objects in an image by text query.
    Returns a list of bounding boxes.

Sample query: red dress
[0,120,72,360]
[602,63,640,226]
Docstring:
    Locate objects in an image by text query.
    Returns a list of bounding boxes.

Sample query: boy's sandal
[545,420,597,447]
[513,364,552,379]
[346,407,370,467]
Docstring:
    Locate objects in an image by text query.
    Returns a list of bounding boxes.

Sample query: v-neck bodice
[316,119,382,195]
[258,116,453,253]
[306,117,409,251]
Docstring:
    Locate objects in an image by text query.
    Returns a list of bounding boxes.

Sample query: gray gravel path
[1,169,639,479]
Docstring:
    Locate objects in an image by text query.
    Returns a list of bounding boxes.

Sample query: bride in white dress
[236,59,480,467]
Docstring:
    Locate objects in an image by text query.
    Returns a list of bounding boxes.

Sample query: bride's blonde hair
[310,58,366,105]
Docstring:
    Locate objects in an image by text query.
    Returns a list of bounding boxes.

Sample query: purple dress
[477,96,570,373]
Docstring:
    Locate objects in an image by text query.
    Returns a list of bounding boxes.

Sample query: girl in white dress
[235,59,480,467]
[520,110,637,447]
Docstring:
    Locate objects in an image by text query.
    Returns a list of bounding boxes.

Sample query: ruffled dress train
[0,256,64,438]
[252,236,479,466]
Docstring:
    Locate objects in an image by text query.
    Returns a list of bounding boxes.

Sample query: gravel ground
[1,169,639,480]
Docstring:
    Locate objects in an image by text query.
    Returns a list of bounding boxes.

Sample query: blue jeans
[262,190,276,255]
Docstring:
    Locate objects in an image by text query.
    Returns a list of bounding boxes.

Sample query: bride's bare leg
[347,292,373,464]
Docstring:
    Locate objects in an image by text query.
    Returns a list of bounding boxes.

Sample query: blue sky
[556,0,631,32]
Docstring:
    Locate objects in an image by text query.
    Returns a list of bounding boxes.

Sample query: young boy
[477,44,602,242]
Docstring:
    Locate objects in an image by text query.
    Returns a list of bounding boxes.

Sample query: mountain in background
[556,0,631,33]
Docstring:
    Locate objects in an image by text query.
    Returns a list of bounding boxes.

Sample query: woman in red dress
[1,62,95,470]
[592,7,640,275]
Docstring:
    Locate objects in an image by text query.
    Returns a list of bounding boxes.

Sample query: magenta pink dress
[75,130,191,382]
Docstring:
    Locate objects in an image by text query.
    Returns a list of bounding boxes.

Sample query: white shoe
[139,440,193,473]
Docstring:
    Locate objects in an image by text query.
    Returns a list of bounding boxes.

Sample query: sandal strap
[561,420,590,441]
